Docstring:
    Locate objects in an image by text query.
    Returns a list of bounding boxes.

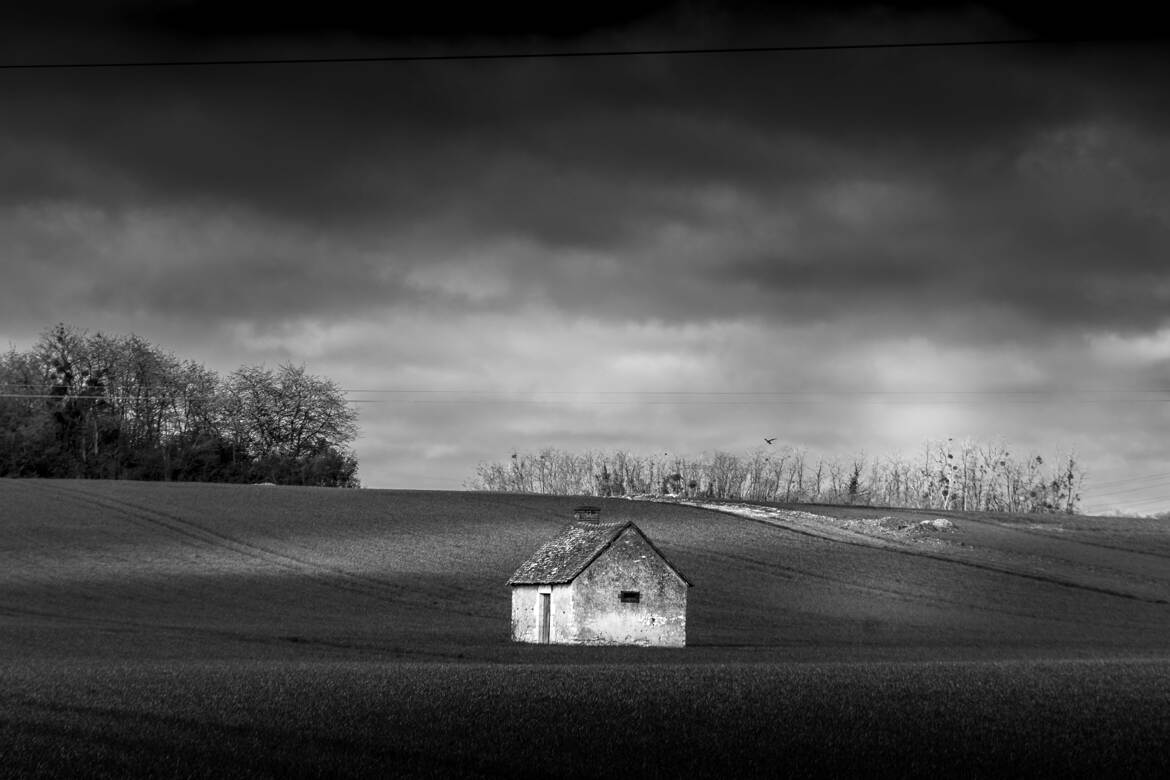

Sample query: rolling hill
[3,479,1169,661]
[2,480,1170,777]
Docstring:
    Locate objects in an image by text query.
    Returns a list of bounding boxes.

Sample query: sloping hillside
[4,481,1170,778]
[673,498,1170,654]
[3,480,1169,661]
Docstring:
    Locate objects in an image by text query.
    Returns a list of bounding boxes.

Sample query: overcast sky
[2,2,1169,513]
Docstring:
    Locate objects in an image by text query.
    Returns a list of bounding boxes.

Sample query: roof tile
[507,521,633,585]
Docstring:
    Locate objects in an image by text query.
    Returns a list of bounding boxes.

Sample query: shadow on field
[2,658,1169,778]
[4,482,1170,777]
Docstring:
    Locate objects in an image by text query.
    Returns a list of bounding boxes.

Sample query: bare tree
[468,441,1087,513]
[225,363,358,484]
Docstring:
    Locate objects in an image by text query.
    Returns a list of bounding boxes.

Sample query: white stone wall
[569,529,687,647]
[510,583,574,643]
[510,585,540,642]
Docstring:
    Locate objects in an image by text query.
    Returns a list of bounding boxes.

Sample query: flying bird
[764,437,776,445]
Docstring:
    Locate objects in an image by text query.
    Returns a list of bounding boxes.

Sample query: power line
[1086,493,1170,511]
[0,34,1164,71]
[1085,470,1170,489]
[7,392,1170,406]
[348,388,1170,405]
[7,382,1170,397]
[0,393,385,403]
[6,383,1170,407]
[341,388,1170,396]
[1082,476,1170,500]
[1083,488,1170,507]
[5,389,1170,406]
[351,398,1170,406]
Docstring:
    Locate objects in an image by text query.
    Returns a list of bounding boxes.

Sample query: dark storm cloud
[5,8,1160,217]
[1,3,1168,337]
[101,1,674,39]
[674,148,1170,337]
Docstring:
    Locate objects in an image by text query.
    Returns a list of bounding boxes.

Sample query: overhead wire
[1085,492,1170,512]
[6,383,1170,396]
[1077,474,1170,513]
[0,393,387,403]
[1081,476,1170,500]
[1083,470,1170,489]
[340,388,1170,396]
[3,386,1170,405]
[4,392,1170,406]
[1081,470,1170,488]
[0,34,1166,71]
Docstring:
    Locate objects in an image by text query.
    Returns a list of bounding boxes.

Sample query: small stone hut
[507,506,691,646]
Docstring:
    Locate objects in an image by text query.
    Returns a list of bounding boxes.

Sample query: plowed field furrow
[41,483,414,604]
[705,504,1170,605]
[683,546,1121,626]
[959,515,1170,561]
[0,602,287,637]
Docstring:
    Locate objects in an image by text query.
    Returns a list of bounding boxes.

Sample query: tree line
[0,324,359,486]
[469,439,1084,513]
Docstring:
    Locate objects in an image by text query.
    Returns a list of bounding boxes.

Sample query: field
[2,480,1170,777]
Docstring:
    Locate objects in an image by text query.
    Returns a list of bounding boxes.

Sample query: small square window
[620,590,641,604]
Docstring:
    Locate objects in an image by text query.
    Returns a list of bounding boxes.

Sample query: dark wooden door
[539,593,551,644]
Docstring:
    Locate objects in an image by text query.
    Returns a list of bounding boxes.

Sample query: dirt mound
[830,515,958,544]
[878,516,913,532]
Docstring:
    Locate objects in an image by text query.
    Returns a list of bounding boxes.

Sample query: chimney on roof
[573,505,600,524]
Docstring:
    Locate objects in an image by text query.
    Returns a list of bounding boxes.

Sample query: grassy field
[2,480,1170,777]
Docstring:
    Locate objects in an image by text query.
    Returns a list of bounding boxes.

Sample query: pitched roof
[507,521,691,586]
